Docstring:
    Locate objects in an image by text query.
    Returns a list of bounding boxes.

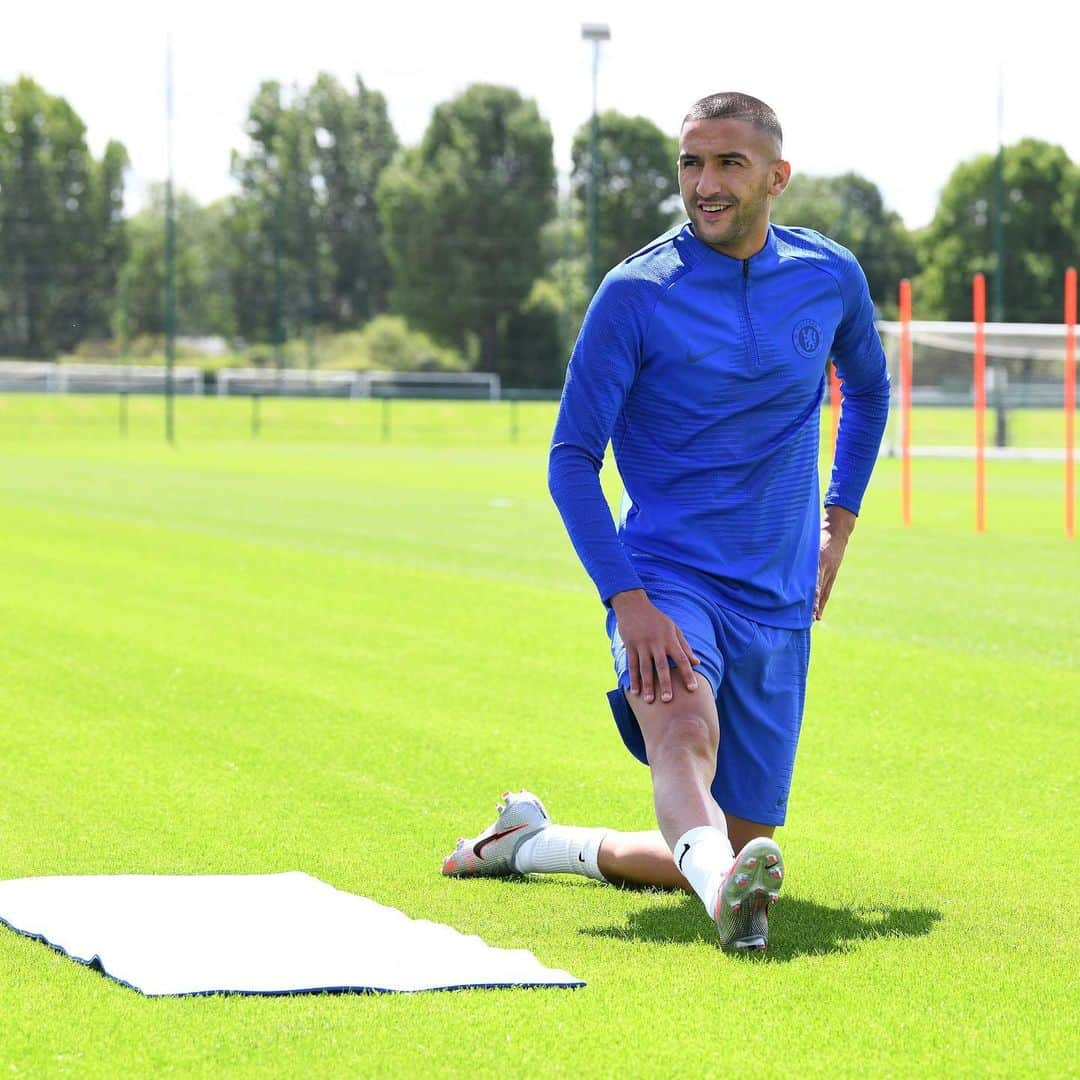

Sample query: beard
[686,181,771,254]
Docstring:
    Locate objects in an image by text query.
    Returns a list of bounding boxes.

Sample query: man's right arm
[548,275,700,703]
[547,274,645,604]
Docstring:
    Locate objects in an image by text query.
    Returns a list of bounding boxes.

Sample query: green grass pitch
[0,394,1076,1077]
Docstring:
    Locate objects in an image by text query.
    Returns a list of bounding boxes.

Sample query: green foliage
[377,84,556,375]
[317,315,466,372]
[307,74,399,324]
[119,186,235,341]
[90,140,129,339]
[916,139,1080,321]
[771,172,918,314]
[503,279,566,388]
[534,196,591,364]
[227,74,398,343]
[0,77,128,356]
[8,72,1079,380]
[571,110,680,275]
[228,80,325,344]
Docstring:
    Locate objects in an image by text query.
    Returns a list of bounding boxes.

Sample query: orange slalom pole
[829,360,841,455]
[1066,267,1077,539]
[900,279,912,527]
[973,273,987,533]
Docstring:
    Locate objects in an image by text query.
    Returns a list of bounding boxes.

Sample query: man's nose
[696,161,724,195]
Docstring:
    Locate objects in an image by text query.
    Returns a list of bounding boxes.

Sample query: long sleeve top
[548,222,890,628]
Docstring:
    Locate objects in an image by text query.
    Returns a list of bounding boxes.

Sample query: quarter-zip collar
[678,221,779,275]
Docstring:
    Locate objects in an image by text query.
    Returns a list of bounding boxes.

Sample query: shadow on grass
[578,893,942,962]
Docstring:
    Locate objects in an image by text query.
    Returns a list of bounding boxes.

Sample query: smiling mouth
[698,201,734,216]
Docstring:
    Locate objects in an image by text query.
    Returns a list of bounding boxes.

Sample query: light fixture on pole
[581,23,610,294]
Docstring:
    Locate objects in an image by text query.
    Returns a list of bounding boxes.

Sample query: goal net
[216,368,364,398]
[0,362,54,392]
[876,321,1075,460]
[362,371,501,401]
[0,361,204,395]
[214,368,502,401]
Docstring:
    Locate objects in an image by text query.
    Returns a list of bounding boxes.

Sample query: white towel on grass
[0,872,583,996]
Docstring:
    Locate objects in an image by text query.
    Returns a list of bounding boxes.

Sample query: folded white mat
[0,872,583,996]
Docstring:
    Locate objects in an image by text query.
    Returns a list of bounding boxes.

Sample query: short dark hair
[683,92,783,153]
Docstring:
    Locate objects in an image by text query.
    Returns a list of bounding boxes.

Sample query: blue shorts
[606,568,810,826]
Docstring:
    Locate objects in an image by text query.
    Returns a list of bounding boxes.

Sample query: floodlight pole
[581,23,610,295]
[992,72,1006,323]
[163,37,176,445]
[273,173,285,386]
[991,71,1007,446]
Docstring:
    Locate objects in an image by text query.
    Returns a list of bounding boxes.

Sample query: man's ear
[771,159,792,197]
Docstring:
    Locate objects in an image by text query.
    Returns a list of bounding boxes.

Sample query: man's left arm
[817,257,891,619]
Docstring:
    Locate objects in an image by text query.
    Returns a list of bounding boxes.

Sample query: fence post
[973,273,986,533]
[1065,266,1077,539]
[899,279,912,527]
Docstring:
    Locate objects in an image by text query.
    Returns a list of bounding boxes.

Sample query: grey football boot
[713,836,784,951]
[441,790,549,877]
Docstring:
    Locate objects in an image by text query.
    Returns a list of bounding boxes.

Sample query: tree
[85,139,129,339]
[377,84,556,375]
[520,195,592,385]
[307,73,398,324]
[916,139,1080,322]
[570,111,679,275]
[229,80,322,345]
[771,172,918,314]
[0,77,127,356]
[227,73,399,344]
[119,186,234,341]
[503,279,566,388]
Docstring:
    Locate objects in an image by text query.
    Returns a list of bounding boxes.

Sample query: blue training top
[548,222,890,629]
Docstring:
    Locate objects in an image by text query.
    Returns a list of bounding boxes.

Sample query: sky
[4,0,1078,229]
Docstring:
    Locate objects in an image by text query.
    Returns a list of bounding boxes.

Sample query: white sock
[512,825,607,882]
[673,825,734,914]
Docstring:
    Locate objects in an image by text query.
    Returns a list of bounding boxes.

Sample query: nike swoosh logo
[473,824,527,859]
[578,851,586,863]
[686,343,726,365]
[677,842,691,871]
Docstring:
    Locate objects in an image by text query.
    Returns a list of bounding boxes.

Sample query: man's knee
[644,707,719,764]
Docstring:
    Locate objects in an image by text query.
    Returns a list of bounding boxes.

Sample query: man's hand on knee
[610,589,700,704]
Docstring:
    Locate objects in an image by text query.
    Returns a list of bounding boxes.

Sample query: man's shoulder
[772,225,863,282]
[604,223,698,293]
